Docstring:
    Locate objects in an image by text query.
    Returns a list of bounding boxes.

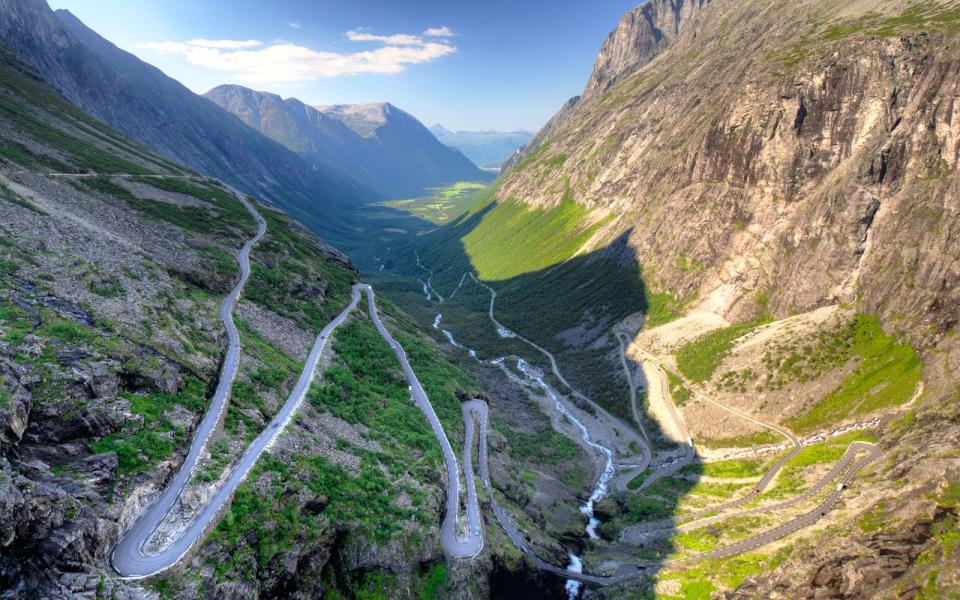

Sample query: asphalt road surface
[112,194,362,578]
[111,226,883,582]
[359,284,483,557]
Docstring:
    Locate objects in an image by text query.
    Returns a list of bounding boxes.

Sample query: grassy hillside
[0,42,487,600]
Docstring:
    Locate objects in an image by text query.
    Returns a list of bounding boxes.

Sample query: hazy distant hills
[429,124,533,169]
[206,85,493,199]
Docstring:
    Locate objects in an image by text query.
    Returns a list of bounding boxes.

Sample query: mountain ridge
[429,125,535,169]
[0,0,369,242]
[206,84,493,199]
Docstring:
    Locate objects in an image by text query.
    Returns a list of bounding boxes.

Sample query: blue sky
[46,0,638,132]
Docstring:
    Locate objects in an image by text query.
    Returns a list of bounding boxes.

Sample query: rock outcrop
[499,0,960,344]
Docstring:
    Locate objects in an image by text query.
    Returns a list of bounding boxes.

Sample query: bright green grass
[697,430,781,449]
[245,207,355,332]
[417,563,448,600]
[659,546,793,598]
[461,193,612,281]
[90,378,207,473]
[682,456,767,479]
[764,429,876,498]
[646,290,685,328]
[786,315,921,433]
[665,369,691,406]
[676,317,771,383]
[382,182,487,225]
[500,423,583,466]
[626,469,652,490]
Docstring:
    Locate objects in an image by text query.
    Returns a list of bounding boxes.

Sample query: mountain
[0,40,551,599]
[0,0,368,242]
[429,125,534,169]
[429,124,453,138]
[401,0,960,595]
[503,0,708,174]
[205,85,493,199]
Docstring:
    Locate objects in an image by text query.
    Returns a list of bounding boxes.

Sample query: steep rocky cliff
[473,0,960,596]
[500,0,959,342]
[503,0,710,172]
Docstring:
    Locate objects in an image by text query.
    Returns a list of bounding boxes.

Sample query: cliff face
[490,1,960,595]
[582,0,710,100]
[503,0,709,172]
[498,0,959,345]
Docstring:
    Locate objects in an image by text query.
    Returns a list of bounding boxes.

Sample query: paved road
[623,441,878,542]
[615,332,651,446]
[465,273,650,466]
[111,190,270,577]
[110,234,884,581]
[614,334,695,493]
[359,285,483,558]
[441,269,883,585]
[476,407,880,584]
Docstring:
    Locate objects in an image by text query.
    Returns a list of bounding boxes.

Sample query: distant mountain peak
[430,123,453,137]
[206,84,491,197]
[315,102,407,138]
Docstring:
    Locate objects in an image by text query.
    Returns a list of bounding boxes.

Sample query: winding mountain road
[360,284,483,558]
[112,275,483,576]
[110,214,883,584]
[430,265,882,585]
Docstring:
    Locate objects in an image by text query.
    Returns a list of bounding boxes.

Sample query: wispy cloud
[288,21,302,29]
[345,30,425,45]
[423,26,454,37]
[137,28,456,82]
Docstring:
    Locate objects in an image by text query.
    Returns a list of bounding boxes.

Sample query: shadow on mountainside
[356,199,704,595]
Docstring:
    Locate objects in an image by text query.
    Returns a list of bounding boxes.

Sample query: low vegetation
[681,456,767,479]
[91,382,206,474]
[382,181,487,224]
[762,430,875,499]
[245,207,355,332]
[499,421,582,465]
[458,191,611,282]
[696,430,781,449]
[204,301,475,584]
[665,370,691,406]
[676,317,770,383]
[785,316,921,433]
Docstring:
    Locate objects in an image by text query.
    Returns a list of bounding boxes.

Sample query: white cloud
[185,38,262,49]
[136,30,456,82]
[423,26,454,37]
[289,21,302,29]
[345,30,424,46]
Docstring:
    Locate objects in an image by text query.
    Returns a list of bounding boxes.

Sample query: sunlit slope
[422,184,614,282]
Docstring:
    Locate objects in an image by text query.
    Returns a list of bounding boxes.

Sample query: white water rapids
[433,313,476,358]
[514,360,616,539]
[429,275,617,598]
